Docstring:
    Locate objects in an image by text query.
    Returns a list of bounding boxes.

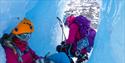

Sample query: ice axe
[56,17,74,62]
[56,17,66,41]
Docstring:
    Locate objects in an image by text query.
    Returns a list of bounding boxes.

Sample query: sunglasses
[16,33,31,41]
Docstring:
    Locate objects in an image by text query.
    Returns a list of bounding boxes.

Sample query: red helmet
[65,15,75,26]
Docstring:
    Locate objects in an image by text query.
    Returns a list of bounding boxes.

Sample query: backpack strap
[13,43,32,63]
[0,34,17,54]
[0,34,23,63]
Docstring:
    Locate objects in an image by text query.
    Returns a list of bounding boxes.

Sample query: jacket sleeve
[66,24,79,45]
[5,47,19,63]
[88,28,96,47]
[29,48,40,60]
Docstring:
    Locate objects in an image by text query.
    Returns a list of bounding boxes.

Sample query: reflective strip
[77,37,89,51]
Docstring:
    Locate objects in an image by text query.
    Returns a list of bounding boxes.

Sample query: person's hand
[61,41,66,45]
[35,57,44,63]
[36,57,55,63]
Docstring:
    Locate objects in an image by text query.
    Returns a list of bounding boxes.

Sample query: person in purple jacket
[64,15,96,63]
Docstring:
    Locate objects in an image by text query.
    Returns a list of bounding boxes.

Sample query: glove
[36,57,54,63]
[56,45,62,52]
[77,53,88,63]
[61,41,66,45]
[56,41,66,52]
[35,57,44,63]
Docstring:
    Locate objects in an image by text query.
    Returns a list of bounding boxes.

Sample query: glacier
[88,0,125,63]
[0,0,125,63]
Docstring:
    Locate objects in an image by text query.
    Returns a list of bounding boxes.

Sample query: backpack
[75,15,91,38]
[75,15,95,53]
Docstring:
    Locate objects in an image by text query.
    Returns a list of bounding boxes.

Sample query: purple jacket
[66,22,96,54]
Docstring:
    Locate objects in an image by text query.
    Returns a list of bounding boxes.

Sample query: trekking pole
[56,17,66,41]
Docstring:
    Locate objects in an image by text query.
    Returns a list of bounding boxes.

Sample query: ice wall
[0,0,38,63]
[88,0,125,63]
[0,0,125,63]
[0,0,37,37]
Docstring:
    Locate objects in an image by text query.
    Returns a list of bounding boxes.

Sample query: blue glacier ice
[88,0,125,63]
[0,0,125,63]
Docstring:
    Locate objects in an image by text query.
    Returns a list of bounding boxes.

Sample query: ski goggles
[16,33,31,41]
